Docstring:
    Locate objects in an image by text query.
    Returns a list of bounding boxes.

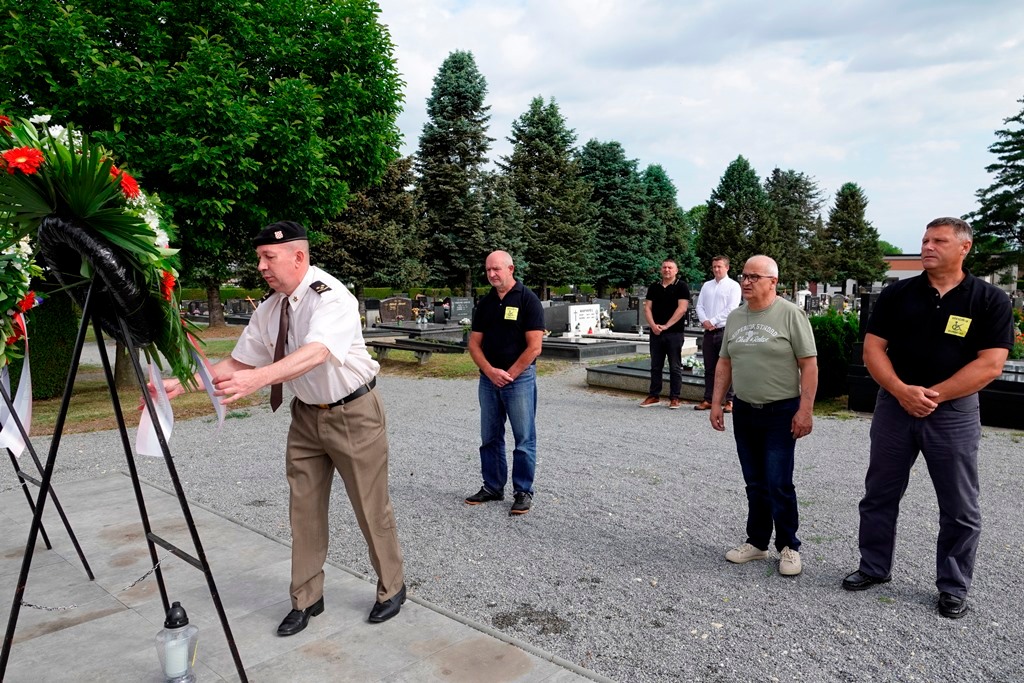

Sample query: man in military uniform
[163,220,405,634]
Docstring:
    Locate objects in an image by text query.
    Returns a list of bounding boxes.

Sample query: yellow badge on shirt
[504,306,520,321]
[944,315,971,337]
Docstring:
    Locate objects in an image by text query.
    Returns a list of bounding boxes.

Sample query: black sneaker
[509,491,533,516]
[465,486,504,505]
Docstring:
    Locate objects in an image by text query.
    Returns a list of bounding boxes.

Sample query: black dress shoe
[368,584,406,623]
[277,596,324,636]
[938,592,969,619]
[841,570,892,591]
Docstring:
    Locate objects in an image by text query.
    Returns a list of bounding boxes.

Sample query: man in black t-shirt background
[641,259,691,409]
[465,251,545,516]
[842,217,1013,620]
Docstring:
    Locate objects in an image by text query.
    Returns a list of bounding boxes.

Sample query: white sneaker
[725,542,769,564]
[779,546,802,576]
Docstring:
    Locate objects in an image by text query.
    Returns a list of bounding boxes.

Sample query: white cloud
[379,0,1024,252]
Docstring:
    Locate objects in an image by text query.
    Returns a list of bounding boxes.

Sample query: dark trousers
[732,397,801,552]
[858,390,982,597]
[702,328,733,403]
[648,331,684,398]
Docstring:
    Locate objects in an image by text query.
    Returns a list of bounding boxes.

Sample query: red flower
[0,115,11,135]
[110,165,141,200]
[2,147,44,175]
[5,335,19,346]
[16,291,35,313]
[161,271,176,301]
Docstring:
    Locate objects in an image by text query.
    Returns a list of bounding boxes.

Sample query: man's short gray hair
[926,217,973,242]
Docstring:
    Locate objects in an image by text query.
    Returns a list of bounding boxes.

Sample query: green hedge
[9,283,79,400]
[809,309,859,400]
[179,287,267,301]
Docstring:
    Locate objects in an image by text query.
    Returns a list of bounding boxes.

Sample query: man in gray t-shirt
[709,255,818,578]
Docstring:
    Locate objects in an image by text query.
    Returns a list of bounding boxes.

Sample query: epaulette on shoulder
[310,281,332,295]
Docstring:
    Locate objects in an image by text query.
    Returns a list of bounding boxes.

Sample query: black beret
[253,220,307,247]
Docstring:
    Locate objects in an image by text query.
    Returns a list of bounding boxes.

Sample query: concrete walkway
[0,473,604,682]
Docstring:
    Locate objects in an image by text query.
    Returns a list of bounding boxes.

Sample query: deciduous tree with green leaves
[577,139,658,296]
[499,96,592,298]
[415,50,492,293]
[0,0,404,324]
[824,182,887,290]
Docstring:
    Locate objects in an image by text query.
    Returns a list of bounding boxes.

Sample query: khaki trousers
[285,389,404,609]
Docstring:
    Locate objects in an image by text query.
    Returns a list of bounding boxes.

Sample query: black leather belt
[737,396,799,410]
[704,328,724,334]
[310,378,376,409]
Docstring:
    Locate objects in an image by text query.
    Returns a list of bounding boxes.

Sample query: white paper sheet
[192,348,225,430]
[135,358,174,457]
[0,317,32,457]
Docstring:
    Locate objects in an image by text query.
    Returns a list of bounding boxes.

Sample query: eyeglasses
[739,273,774,283]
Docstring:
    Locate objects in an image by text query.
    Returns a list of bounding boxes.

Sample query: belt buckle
[750,402,765,409]
[317,403,330,409]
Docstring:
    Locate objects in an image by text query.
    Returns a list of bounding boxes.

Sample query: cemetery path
[17,366,1024,683]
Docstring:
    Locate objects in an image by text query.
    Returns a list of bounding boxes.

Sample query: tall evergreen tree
[698,155,772,272]
[577,139,658,296]
[644,165,699,284]
[319,157,425,298]
[824,182,887,290]
[681,205,710,283]
[765,168,825,290]
[499,96,592,298]
[969,95,1024,278]
[415,50,492,293]
[478,170,527,281]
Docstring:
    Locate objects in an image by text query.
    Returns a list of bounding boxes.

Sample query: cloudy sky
[377,0,1024,253]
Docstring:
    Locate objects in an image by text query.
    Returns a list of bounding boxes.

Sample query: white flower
[29,114,51,124]
[143,208,161,232]
[154,228,170,248]
[47,125,66,140]
[69,129,83,146]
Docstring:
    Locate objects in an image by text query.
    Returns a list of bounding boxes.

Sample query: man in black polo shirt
[640,259,691,409]
[465,251,545,515]
[842,217,1013,619]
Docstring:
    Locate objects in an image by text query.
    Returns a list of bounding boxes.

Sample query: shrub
[809,309,859,399]
[178,287,266,302]
[9,278,79,400]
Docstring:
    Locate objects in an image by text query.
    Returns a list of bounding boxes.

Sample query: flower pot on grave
[36,214,164,345]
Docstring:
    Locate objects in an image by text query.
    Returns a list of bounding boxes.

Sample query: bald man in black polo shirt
[464,251,545,516]
[842,217,1013,619]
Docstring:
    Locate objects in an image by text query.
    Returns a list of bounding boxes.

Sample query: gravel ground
[9,365,1024,682]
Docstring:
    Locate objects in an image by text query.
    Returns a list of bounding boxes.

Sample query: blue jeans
[478,365,537,495]
[732,397,801,552]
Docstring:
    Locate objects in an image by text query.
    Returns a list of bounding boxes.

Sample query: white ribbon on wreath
[0,313,32,457]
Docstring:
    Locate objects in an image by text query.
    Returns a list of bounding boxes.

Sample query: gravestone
[450,297,474,322]
[379,296,413,323]
[830,294,845,312]
[543,301,571,333]
[568,304,601,334]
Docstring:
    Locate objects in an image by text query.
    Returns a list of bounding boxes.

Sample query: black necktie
[270,299,290,411]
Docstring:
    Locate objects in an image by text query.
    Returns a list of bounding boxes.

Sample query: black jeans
[648,331,684,398]
[702,328,733,403]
